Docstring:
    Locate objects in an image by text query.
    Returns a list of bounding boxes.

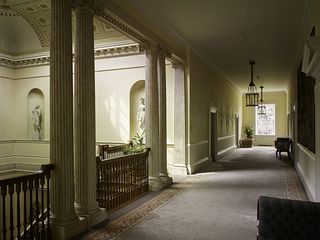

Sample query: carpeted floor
[80,147,307,240]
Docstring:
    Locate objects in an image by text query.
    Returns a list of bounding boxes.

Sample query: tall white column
[158,48,172,185]
[50,0,86,238]
[173,64,188,175]
[74,1,107,226]
[315,78,320,201]
[145,43,163,191]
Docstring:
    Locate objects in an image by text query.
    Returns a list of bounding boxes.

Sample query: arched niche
[130,80,145,138]
[27,88,44,140]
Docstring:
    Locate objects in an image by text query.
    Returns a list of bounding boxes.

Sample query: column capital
[157,46,171,59]
[72,0,96,12]
[139,41,158,54]
[172,61,185,69]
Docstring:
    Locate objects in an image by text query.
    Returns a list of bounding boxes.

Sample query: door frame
[235,113,239,147]
[209,107,217,161]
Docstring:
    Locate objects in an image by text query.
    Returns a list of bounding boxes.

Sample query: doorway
[210,108,217,161]
[235,114,239,147]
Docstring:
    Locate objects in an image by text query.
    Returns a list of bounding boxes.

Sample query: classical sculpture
[137,97,145,132]
[32,105,41,139]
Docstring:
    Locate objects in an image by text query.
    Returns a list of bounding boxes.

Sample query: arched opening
[27,88,44,140]
[129,80,145,139]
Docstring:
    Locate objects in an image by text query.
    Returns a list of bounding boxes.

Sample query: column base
[149,177,171,191]
[168,164,189,175]
[51,216,87,240]
[75,206,108,227]
[160,174,173,187]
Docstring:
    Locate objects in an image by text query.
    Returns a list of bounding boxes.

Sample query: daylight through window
[255,104,275,135]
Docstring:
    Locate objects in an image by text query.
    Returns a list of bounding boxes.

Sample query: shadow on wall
[104,93,129,142]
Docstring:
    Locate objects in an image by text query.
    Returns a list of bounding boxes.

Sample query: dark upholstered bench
[274,137,292,159]
[257,196,320,240]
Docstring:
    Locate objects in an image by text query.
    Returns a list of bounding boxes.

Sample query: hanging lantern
[246,61,259,107]
[257,86,266,115]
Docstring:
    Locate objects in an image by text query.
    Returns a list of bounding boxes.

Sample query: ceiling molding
[97,10,148,44]
[0,42,140,68]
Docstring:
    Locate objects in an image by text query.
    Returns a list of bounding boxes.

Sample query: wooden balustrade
[0,164,54,240]
[98,142,132,159]
[96,149,149,211]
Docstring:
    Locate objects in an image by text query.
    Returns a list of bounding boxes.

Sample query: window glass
[255,104,275,135]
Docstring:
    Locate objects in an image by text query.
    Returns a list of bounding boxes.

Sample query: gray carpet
[87,147,307,240]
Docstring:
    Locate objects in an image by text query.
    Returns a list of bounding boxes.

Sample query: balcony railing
[96,149,149,211]
[98,142,132,159]
[0,164,54,240]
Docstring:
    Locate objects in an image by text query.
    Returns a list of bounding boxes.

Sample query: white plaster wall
[12,65,50,140]
[0,54,176,169]
[0,66,15,140]
[295,143,316,200]
[95,54,146,142]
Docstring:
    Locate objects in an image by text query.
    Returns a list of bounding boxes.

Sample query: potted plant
[124,133,145,154]
[240,124,254,147]
[244,124,254,139]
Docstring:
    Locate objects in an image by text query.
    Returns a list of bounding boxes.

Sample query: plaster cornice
[97,10,148,44]
[0,42,140,68]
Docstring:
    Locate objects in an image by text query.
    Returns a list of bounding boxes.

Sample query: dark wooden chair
[274,137,292,159]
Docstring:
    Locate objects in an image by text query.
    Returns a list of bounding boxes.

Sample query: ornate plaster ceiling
[0,0,130,56]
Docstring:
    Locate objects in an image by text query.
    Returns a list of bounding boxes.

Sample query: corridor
[81,147,306,240]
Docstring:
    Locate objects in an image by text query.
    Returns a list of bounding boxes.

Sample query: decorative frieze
[94,45,139,58]
[0,56,50,68]
[0,43,140,68]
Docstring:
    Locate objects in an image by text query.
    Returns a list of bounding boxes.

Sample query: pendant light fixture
[257,86,266,115]
[246,61,259,107]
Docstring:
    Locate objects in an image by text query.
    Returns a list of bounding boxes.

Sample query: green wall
[186,49,242,171]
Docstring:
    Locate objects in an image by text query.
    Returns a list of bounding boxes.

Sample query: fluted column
[145,43,163,191]
[173,63,188,175]
[50,0,86,238]
[315,78,320,200]
[74,1,108,226]
[158,48,172,186]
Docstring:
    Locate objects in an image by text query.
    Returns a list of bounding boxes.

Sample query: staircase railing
[96,149,149,211]
[0,164,54,240]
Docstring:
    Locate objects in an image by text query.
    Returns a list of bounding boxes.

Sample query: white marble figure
[137,97,145,132]
[32,105,41,140]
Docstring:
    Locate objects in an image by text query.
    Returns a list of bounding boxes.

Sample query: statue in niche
[137,97,145,132]
[32,105,41,140]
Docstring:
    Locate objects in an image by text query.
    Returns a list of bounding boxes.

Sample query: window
[255,104,275,135]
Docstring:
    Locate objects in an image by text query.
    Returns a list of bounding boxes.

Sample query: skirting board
[168,157,210,175]
[295,161,316,201]
[189,157,210,174]
[216,145,236,160]
[295,143,316,201]
[168,164,189,175]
